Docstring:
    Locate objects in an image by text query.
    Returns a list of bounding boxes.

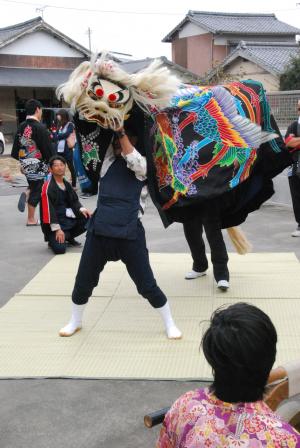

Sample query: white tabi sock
[59,303,86,337]
[157,302,182,339]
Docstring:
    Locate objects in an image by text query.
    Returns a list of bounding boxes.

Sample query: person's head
[49,155,67,177]
[56,109,70,127]
[202,302,277,403]
[25,99,43,121]
[297,100,300,115]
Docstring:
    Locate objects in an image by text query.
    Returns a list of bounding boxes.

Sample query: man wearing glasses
[285,100,300,237]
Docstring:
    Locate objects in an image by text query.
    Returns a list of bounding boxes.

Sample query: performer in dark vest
[40,156,91,254]
[59,127,182,340]
[56,53,293,340]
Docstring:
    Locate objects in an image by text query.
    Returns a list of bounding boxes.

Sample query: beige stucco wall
[224,58,279,92]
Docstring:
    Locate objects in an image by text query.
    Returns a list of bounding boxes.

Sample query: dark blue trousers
[72,221,167,308]
[183,213,229,282]
[48,219,86,255]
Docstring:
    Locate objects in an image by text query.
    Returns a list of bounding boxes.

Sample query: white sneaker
[291,229,300,237]
[217,280,229,291]
[185,270,207,280]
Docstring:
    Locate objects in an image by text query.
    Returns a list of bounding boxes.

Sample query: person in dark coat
[285,99,300,237]
[11,99,53,225]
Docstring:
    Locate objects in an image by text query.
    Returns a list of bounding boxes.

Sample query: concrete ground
[0,164,299,448]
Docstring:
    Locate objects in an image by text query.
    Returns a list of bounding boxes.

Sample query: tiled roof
[162,11,300,42]
[207,41,300,79]
[120,58,154,73]
[0,16,90,56]
[120,56,199,81]
[0,67,72,87]
[0,17,42,44]
[0,17,42,43]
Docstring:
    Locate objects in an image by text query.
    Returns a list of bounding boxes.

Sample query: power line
[0,0,184,15]
[1,0,300,18]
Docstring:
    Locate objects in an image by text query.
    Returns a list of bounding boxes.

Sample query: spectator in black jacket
[285,99,300,237]
[40,155,91,254]
[11,99,53,226]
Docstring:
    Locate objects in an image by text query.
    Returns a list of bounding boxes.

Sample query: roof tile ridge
[0,16,42,32]
[188,10,275,17]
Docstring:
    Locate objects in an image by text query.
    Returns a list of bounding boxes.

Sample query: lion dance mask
[57,53,291,228]
[57,53,180,130]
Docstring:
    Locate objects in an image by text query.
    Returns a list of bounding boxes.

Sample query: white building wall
[214,36,228,46]
[0,31,83,57]
[179,23,207,38]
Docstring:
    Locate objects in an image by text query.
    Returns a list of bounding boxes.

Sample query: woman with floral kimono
[156,303,300,447]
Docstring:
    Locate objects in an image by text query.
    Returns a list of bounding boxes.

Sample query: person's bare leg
[27,204,37,224]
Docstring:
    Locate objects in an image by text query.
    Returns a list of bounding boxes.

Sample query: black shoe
[80,192,94,199]
[17,192,27,212]
[67,238,81,247]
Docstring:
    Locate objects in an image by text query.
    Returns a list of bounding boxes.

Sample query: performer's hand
[113,128,136,156]
[285,134,300,151]
[288,145,300,153]
[80,208,92,218]
[56,229,65,243]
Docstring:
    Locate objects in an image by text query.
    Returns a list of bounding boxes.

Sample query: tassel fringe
[226,227,252,255]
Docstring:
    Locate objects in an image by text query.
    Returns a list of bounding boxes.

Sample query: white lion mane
[56,52,180,128]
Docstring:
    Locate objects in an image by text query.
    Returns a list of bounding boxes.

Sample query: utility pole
[87,27,92,52]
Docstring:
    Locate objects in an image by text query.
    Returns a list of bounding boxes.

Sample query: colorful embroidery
[18,125,47,180]
[79,127,101,172]
[151,80,280,210]
[19,125,42,160]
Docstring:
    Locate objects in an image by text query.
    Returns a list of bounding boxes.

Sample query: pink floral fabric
[156,387,300,448]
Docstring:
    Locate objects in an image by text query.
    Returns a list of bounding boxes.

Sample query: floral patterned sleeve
[156,391,196,448]
[156,423,173,448]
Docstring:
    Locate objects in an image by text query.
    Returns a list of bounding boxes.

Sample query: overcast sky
[0,0,300,59]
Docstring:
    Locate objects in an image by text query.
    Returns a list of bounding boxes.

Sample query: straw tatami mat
[0,252,299,379]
